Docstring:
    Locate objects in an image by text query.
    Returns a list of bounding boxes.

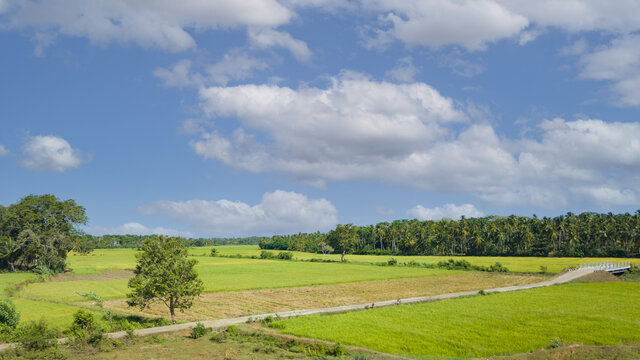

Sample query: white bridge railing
[576,261,633,272]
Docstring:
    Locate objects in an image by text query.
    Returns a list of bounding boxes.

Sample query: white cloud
[207,50,269,85]
[0,144,9,157]
[407,203,484,221]
[21,135,84,172]
[138,190,338,236]
[248,28,312,62]
[189,69,640,208]
[86,222,193,238]
[579,35,640,107]
[4,0,293,52]
[569,186,637,207]
[385,56,417,82]
[363,0,529,51]
[154,59,202,88]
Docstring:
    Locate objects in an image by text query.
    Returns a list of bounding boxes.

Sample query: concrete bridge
[575,261,633,275]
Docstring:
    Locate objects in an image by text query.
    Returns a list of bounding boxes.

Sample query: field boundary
[0,267,596,351]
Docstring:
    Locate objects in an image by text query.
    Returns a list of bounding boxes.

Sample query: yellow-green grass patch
[276,282,640,358]
[209,245,640,273]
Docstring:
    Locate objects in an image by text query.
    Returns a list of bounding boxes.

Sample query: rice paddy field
[1,245,638,359]
[275,281,640,358]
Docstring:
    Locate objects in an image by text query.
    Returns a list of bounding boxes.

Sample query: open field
[103,272,545,322]
[275,281,640,358]
[206,245,640,273]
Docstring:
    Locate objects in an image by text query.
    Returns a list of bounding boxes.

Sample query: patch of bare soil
[488,342,640,360]
[104,272,546,322]
[571,271,620,283]
[50,269,133,282]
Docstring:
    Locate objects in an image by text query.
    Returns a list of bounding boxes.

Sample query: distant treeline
[83,234,266,249]
[260,211,640,258]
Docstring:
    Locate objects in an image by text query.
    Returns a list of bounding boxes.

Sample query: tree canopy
[0,194,87,272]
[127,236,203,324]
[260,211,640,258]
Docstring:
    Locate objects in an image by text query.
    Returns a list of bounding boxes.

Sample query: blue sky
[1,0,640,237]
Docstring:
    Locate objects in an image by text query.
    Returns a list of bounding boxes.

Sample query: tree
[127,236,203,324]
[0,194,87,272]
[327,223,358,262]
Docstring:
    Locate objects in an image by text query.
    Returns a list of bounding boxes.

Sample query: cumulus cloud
[207,50,269,85]
[3,0,293,52]
[579,34,640,107]
[0,144,9,157]
[407,203,484,221]
[188,69,640,208]
[138,190,338,236]
[248,28,312,62]
[362,0,529,51]
[21,135,84,172]
[86,222,193,238]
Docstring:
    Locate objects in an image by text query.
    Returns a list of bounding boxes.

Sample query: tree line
[82,234,266,249]
[260,211,640,258]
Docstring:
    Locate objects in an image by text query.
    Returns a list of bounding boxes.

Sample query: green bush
[69,310,104,345]
[17,319,60,351]
[0,298,20,329]
[540,265,548,274]
[225,325,238,336]
[209,331,227,343]
[210,248,218,257]
[549,337,564,349]
[190,322,208,339]
[260,250,275,259]
[32,265,55,278]
[387,258,398,266]
[277,251,293,260]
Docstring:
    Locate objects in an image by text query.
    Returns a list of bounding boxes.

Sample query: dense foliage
[0,194,87,272]
[82,234,266,249]
[260,212,640,258]
[127,236,203,324]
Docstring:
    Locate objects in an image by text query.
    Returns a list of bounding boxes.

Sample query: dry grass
[104,272,546,322]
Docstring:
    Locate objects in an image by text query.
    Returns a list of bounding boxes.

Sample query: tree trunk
[341,250,345,262]
[170,300,176,324]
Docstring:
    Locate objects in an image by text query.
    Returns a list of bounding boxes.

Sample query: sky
[1,0,640,238]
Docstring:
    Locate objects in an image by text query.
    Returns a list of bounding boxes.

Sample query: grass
[275,281,640,358]
[9,297,98,329]
[18,256,460,304]
[206,245,640,273]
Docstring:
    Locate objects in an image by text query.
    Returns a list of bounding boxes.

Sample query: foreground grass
[207,245,640,273]
[276,281,640,358]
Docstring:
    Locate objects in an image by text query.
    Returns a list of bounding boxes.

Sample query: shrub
[549,337,563,349]
[32,265,55,278]
[539,265,548,274]
[18,319,60,351]
[387,258,398,266]
[76,291,103,308]
[225,325,238,336]
[0,298,20,329]
[190,322,208,339]
[327,343,349,356]
[69,310,104,345]
[487,262,508,272]
[260,251,275,259]
[210,248,218,257]
[277,251,293,260]
[478,289,486,296]
[209,331,227,343]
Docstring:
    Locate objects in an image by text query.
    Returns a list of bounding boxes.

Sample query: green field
[207,245,640,273]
[276,281,640,358]
[3,246,638,333]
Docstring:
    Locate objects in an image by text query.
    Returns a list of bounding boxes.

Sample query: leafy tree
[0,298,20,329]
[0,194,87,272]
[126,236,203,324]
[327,223,358,262]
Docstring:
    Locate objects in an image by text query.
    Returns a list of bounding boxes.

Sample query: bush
[277,251,293,260]
[69,310,104,345]
[210,248,218,257]
[549,337,563,349]
[32,265,55,278]
[0,298,20,329]
[260,251,275,259]
[225,325,238,336]
[540,265,548,274]
[387,258,398,266]
[190,322,208,339]
[209,331,227,343]
[17,319,60,351]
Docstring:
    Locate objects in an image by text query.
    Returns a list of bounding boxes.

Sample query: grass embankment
[208,245,640,273]
[275,281,640,358]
